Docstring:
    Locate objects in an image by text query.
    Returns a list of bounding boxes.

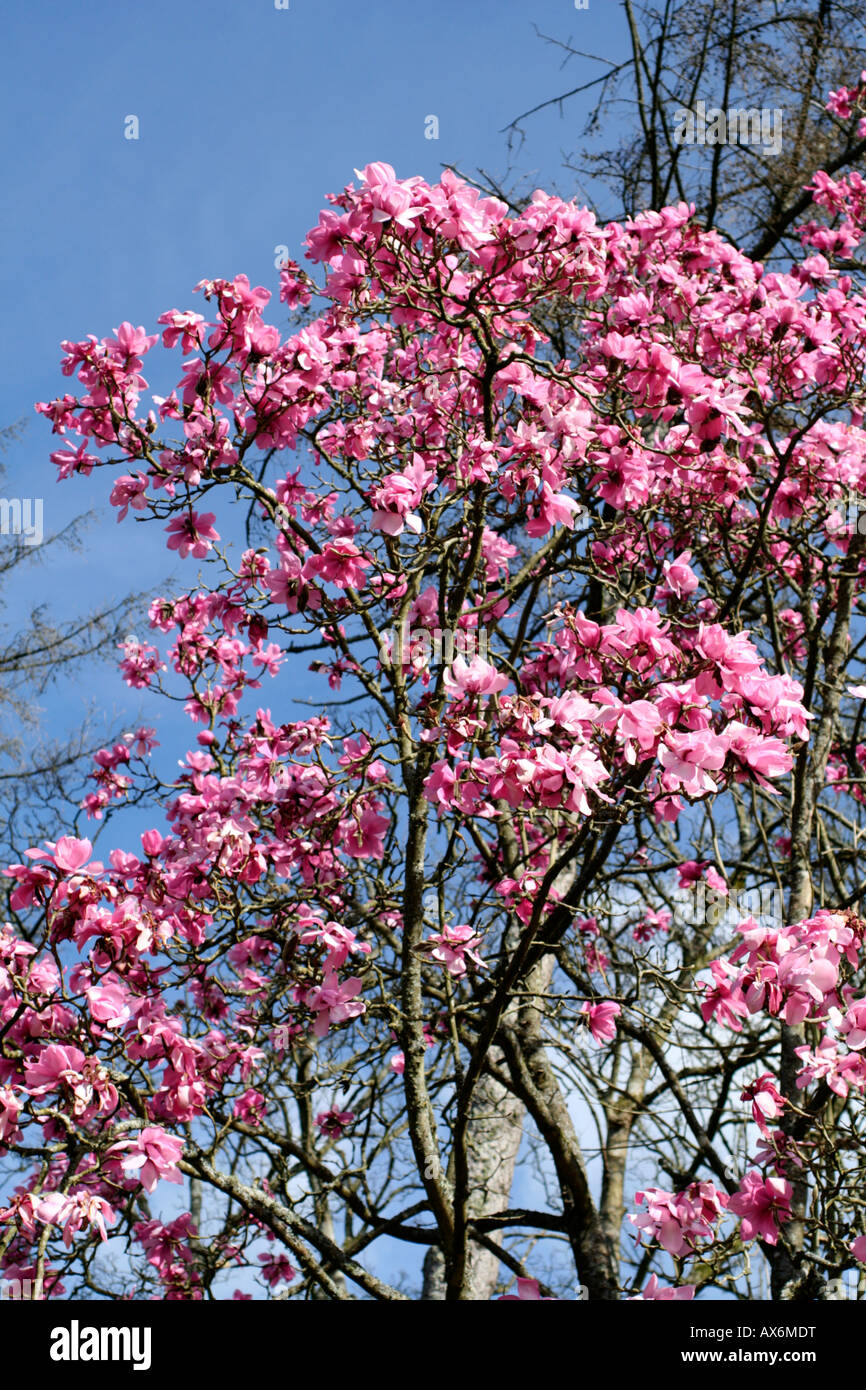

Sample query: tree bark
[421,1047,526,1299]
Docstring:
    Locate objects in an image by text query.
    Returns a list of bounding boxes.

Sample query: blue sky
[1,0,629,775]
[2,0,626,428]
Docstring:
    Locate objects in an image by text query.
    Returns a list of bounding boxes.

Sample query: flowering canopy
[7,125,866,1298]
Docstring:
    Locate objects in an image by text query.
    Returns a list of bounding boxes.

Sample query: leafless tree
[0,419,145,887]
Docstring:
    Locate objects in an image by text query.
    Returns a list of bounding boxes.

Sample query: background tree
[503,0,866,263]
[0,419,142,894]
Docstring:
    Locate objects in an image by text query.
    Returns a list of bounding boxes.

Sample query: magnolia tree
[7,91,866,1302]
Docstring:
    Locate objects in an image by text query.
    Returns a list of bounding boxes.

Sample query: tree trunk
[421,1047,525,1299]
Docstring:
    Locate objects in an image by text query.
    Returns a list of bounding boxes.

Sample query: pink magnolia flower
[24,1045,87,1095]
[591,696,663,761]
[109,1127,185,1193]
[103,321,158,360]
[631,1274,695,1301]
[52,837,93,873]
[631,1182,728,1256]
[633,907,671,942]
[258,1251,296,1290]
[123,726,159,757]
[24,1048,116,1121]
[725,723,793,786]
[164,511,220,560]
[265,553,322,614]
[750,1128,809,1174]
[582,1000,621,1044]
[421,923,486,978]
[498,1277,555,1300]
[369,454,433,535]
[118,637,165,689]
[527,481,581,536]
[49,438,97,479]
[705,866,728,894]
[34,1191,116,1246]
[851,1235,866,1262]
[827,86,855,120]
[0,1087,22,1144]
[831,999,866,1050]
[780,956,837,1021]
[677,859,708,888]
[660,549,699,599]
[316,1108,355,1139]
[86,977,135,1030]
[741,1073,786,1134]
[728,1170,792,1244]
[157,308,206,352]
[659,729,728,796]
[340,806,390,859]
[109,473,148,522]
[233,1089,267,1125]
[794,1036,866,1098]
[301,973,366,1039]
[443,655,509,698]
[306,540,370,589]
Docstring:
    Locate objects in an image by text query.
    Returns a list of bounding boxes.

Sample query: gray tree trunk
[421,1042,526,1299]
